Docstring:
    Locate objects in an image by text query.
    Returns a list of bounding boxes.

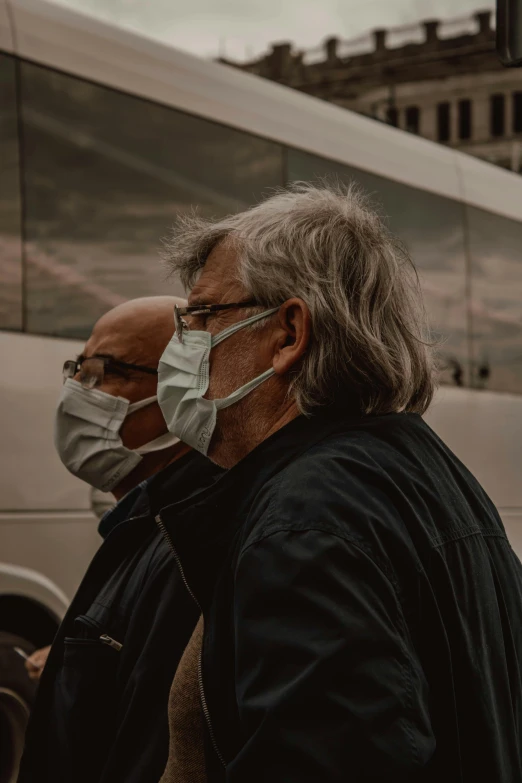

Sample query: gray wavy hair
[163,182,437,415]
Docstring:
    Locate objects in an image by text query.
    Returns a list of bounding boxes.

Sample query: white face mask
[157,308,279,456]
[55,379,180,492]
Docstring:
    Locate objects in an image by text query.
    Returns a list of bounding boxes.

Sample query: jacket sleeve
[228,528,435,782]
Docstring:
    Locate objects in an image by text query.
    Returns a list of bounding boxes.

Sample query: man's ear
[272,298,311,376]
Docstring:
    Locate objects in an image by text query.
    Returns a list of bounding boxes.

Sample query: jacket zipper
[99,634,123,651]
[155,513,226,769]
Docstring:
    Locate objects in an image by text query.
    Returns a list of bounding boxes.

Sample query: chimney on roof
[373,29,387,52]
[325,36,339,63]
[475,10,492,35]
[423,20,440,45]
[270,42,293,77]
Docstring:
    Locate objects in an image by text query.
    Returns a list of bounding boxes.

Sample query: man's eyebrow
[187,297,212,308]
[86,353,130,366]
[93,353,117,361]
[75,353,120,363]
[93,354,147,371]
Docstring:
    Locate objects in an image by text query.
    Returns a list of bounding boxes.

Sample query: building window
[386,107,398,127]
[458,100,472,140]
[514,92,522,133]
[405,106,420,134]
[490,94,505,137]
[437,102,451,143]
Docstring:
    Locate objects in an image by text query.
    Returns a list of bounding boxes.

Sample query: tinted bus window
[286,149,470,387]
[466,206,522,393]
[0,54,23,331]
[20,63,284,339]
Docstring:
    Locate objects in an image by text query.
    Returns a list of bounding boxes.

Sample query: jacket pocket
[50,625,122,782]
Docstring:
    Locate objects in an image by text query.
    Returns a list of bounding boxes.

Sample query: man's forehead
[188,243,243,306]
[86,310,156,364]
[82,297,182,364]
[85,321,143,363]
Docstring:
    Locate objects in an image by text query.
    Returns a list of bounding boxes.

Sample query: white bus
[1,0,522,777]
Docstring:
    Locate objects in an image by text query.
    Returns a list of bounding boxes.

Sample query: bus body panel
[0,513,100,602]
[0,332,88,511]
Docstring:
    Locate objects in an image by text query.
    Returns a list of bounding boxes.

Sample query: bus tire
[0,632,37,783]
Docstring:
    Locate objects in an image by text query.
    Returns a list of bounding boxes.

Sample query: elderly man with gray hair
[156,183,522,783]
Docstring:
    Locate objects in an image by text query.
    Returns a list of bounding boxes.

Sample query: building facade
[221,10,522,172]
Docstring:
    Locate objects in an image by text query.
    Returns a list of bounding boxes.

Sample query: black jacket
[18,452,223,783]
[158,407,522,782]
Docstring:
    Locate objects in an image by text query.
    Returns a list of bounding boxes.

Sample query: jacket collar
[157,404,367,609]
[99,451,224,541]
[97,481,147,539]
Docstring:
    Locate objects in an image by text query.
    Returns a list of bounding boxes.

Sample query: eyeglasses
[63,356,158,389]
[173,300,258,343]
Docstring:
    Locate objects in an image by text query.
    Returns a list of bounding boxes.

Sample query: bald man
[18,297,223,783]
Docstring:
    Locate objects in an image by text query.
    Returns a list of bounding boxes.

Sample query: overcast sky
[53,0,492,60]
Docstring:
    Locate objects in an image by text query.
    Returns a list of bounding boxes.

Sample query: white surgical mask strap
[127,394,158,415]
[127,395,181,453]
[211,307,279,348]
[215,367,276,411]
[134,431,180,455]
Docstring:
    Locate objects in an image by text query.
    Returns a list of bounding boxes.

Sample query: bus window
[466,205,522,393]
[0,54,23,331]
[20,63,284,339]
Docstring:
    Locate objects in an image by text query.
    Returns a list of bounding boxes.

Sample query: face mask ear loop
[210,307,279,348]
[126,395,158,416]
[134,431,180,455]
[214,367,276,411]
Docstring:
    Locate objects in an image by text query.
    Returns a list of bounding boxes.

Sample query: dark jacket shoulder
[238,411,506,570]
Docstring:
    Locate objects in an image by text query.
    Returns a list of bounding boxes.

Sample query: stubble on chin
[207,401,251,469]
